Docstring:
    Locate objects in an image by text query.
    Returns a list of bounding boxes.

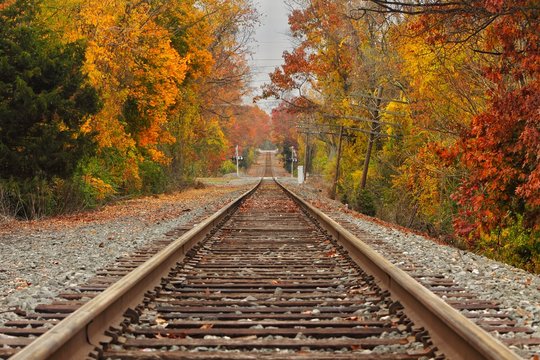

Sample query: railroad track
[0,153,525,359]
[322,212,539,354]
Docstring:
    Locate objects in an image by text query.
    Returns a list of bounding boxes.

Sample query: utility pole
[330,125,344,200]
[290,146,297,177]
[235,145,239,177]
[304,132,309,182]
[361,85,383,189]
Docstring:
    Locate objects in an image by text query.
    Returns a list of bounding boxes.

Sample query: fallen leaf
[15,279,31,290]
[155,317,168,327]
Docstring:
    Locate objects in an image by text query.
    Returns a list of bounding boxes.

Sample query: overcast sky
[248,0,293,112]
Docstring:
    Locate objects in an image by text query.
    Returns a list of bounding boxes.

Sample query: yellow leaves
[147,148,171,166]
[87,97,135,150]
[83,175,116,200]
[36,0,256,187]
[14,278,31,290]
[394,24,486,131]
[392,145,452,225]
[381,100,413,145]
[202,117,227,149]
[122,156,142,192]
[155,316,169,327]
[338,36,348,49]
[49,0,194,172]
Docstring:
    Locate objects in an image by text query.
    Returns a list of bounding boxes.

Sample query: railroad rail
[0,153,526,359]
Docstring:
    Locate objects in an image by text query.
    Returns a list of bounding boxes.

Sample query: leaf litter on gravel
[0,185,250,236]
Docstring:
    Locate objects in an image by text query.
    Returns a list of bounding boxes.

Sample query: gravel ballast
[0,179,257,325]
[279,176,540,358]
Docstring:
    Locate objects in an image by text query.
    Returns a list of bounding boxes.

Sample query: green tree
[0,0,100,180]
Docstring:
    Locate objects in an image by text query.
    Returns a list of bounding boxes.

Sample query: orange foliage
[37,0,257,186]
[224,106,271,152]
[79,1,188,164]
[271,104,298,147]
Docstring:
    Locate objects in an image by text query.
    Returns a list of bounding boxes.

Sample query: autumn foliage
[266,0,539,272]
[1,0,538,271]
[0,0,267,217]
[452,2,539,236]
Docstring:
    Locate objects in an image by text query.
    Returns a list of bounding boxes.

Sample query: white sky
[248,0,293,112]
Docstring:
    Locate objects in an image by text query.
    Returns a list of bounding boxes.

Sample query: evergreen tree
[0,0,100,180]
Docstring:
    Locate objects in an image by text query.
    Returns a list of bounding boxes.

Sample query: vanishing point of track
[0,153,526,359]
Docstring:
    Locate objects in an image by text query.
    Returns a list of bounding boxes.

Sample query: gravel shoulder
[278,176,540,357]
[0,178,258,325]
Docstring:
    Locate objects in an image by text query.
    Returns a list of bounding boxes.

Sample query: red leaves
[483,0,505,13]
[325,249,337,257]
[229,105,271,150]
[452,218,476,241]
[270,104,298,147]
[0,187,244,236]
[453,82,540,239]
[14,278,32,290]
[449,6,540,241]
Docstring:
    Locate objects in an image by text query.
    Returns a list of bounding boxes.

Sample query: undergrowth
[476,215,540,273]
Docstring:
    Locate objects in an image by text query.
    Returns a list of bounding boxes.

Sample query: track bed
[0,153,526,359]
[97,180,438,359]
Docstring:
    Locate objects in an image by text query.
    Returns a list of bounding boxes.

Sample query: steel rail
[276,179,520,360]
[10,180,261,360]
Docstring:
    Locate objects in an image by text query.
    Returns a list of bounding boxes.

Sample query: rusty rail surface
[3,152,522,359]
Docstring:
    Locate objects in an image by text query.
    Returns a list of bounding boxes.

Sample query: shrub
[140,160,166,194]
[353,187,376,216]
[477,215,540,273]
[0,177,85,219]
[219,160,237,175]
[74,156,118,207]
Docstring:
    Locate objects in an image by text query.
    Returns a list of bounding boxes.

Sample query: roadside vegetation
[0,0,269,218]
[264,0,539,273]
